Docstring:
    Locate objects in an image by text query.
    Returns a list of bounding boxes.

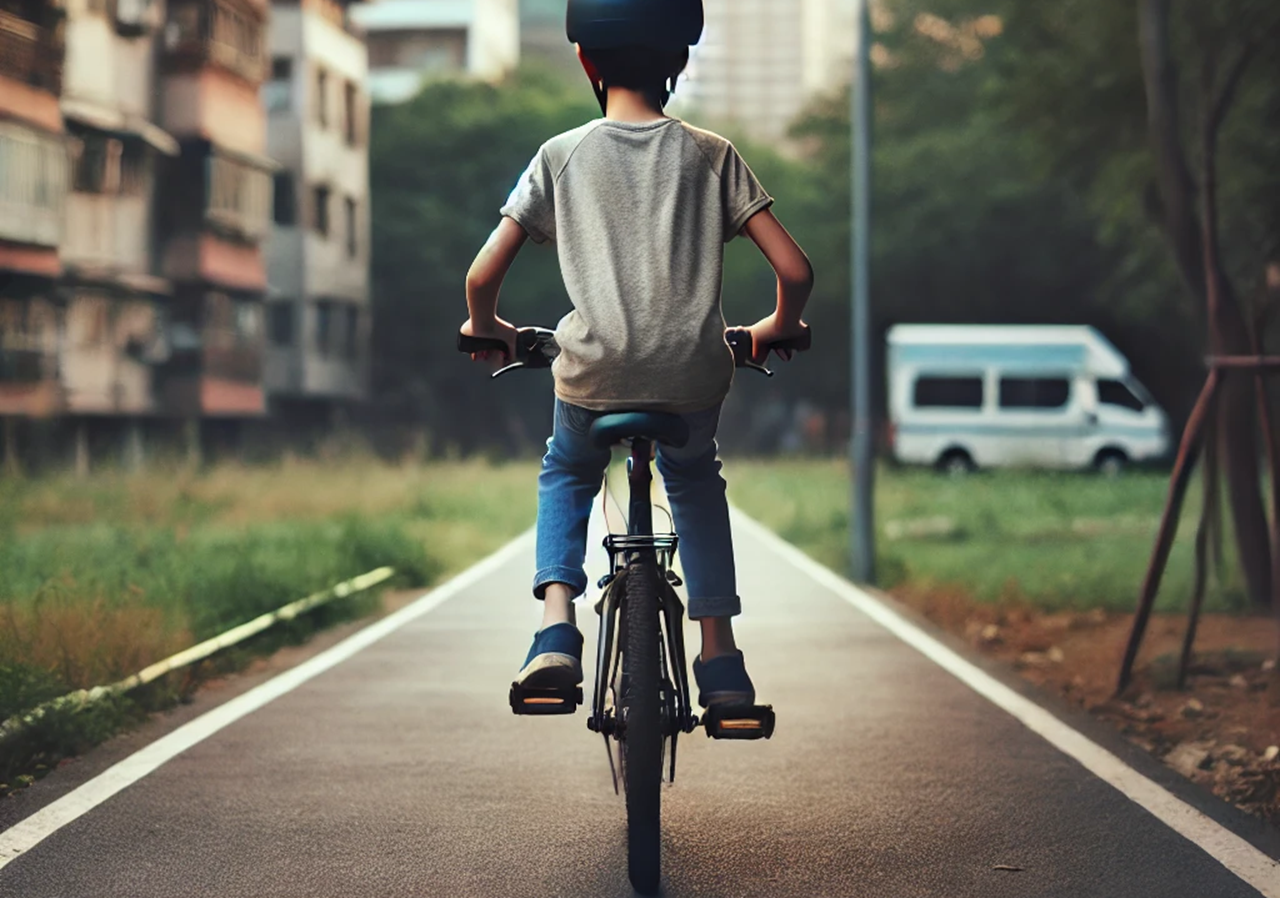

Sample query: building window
[268,302,293,346]
[913,376,984,409]
[315,65,328,128]
[343,305,358,359]
[264,56,292,112]
[315,299,333,354]
[234,300,260,346]
[1098,379,1145,412]
[71,134,123,194]
[343,79,358,146]
[273,173,296,225]
[999,377,1071,410]
[344,197,357,257]
[312,184,329,236]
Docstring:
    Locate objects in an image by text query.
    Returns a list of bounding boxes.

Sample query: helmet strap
[592,79,608,115]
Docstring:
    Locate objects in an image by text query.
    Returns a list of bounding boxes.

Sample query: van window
[1099,379,1145,412]
[913,376,984,409]
[999,377,1070,410]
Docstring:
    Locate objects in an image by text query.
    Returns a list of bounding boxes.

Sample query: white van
[887,325,1171,474]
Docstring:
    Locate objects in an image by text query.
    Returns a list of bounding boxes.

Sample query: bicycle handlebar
[457,324,810,379]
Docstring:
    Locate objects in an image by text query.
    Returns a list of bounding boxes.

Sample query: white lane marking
[0,531,534,871]
[731,510,1280,898]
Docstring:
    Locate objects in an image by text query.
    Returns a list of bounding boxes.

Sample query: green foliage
[728,460,1248,612]
[369,68,599,455]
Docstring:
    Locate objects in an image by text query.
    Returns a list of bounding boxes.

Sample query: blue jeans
[534,398,740,621]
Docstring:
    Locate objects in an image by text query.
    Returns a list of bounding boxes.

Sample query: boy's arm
[462,217,528,361]
[742,210,814,363]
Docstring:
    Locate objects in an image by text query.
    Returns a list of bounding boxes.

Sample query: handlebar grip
[457,333,512,357]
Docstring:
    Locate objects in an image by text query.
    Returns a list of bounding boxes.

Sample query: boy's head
[566,0,703,113]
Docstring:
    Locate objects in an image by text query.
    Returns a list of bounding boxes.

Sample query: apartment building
[58,0,178,447]
[264,0,370,422]
[351,0,519,104]
[678,0,856,143]
[0,0,70,446]
[155,0,277,425]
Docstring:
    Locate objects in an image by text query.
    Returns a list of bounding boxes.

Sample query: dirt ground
[894,586,1280,827]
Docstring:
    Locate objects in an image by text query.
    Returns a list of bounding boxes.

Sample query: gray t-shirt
[500,118,773,414]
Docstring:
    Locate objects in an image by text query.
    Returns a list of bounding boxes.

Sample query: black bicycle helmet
[566,0,704,51]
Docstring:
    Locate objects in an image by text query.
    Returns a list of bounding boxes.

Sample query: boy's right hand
[746,314,809,365]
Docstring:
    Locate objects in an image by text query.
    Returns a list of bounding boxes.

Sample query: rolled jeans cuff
[687,595,742,621]
[533,566,589,601]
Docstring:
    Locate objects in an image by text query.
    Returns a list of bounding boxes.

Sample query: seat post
[627,438,655,541]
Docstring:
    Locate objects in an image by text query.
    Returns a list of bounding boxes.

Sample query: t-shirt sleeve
[500,146,557,244]
[722,145,774,242]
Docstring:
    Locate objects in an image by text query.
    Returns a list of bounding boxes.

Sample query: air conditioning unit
[116,0,160,37]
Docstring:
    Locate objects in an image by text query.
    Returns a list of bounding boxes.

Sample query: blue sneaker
[692,652,756,708]
[516,623,584,689]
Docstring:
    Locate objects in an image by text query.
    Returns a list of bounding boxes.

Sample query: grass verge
[726,459,1248,613]
[0,457,538,790]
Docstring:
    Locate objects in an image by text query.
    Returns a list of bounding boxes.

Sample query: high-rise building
[58,0,178,445]
[154,0,277,427]
[264,0,371,422]
[677,0,855,144]
[0,0,69,443]
[351,0,520,104]
[519,0,574,75]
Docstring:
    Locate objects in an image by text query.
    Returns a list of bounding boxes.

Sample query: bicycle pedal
[702,704,776,740]
[509,682,583,716]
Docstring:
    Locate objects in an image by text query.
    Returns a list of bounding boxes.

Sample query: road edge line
[730,509,1280,898]
[0,530,534,871]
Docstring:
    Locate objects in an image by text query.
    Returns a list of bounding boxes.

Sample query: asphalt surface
[1,513,1276,897]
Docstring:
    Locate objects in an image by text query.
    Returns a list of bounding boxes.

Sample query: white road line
[731,510,1280,898]
[0,531,534,871]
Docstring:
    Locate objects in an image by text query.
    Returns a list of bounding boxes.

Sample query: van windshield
[1098,379,1146,412]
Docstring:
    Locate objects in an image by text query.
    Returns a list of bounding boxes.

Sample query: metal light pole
[850,0,875,584]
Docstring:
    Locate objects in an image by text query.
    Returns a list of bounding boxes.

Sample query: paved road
[1,512,1277,897]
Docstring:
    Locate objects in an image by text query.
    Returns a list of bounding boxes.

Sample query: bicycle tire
[622,560,662,895]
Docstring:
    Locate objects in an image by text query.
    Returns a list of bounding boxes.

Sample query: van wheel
[1096,449,1128,478]
[937,449,975,477]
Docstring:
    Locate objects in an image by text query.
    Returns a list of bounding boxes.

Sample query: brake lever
[491,362,526,379]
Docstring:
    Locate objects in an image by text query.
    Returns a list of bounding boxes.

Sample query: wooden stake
[1118,369,1222,694]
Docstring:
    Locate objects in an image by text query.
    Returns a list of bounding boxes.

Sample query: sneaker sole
[517,653,583,689]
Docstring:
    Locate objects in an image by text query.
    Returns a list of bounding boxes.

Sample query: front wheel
[622,560,662,895]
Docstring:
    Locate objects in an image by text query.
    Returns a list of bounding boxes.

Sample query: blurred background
[3,0,1280,812]
[3,0,1276,468]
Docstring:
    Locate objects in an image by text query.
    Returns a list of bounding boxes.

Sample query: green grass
[0,457,538,784]
[726,459,1249,613]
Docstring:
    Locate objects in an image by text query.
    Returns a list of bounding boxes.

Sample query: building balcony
[163,0,267,86]
[63,194,151,278]
[0,6,64,95]
[0,120,68,249]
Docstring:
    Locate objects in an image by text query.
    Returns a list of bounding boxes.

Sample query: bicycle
[457,324,811,895]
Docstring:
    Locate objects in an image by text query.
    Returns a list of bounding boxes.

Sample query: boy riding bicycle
[460,0,813,711]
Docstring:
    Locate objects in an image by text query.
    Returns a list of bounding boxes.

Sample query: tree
[368,68,598,456]
[958,0,1280,606]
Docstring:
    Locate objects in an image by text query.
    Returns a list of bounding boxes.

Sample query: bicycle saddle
[589,412,690,449]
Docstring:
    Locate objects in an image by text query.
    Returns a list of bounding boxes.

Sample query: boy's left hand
[460,317,519,366]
